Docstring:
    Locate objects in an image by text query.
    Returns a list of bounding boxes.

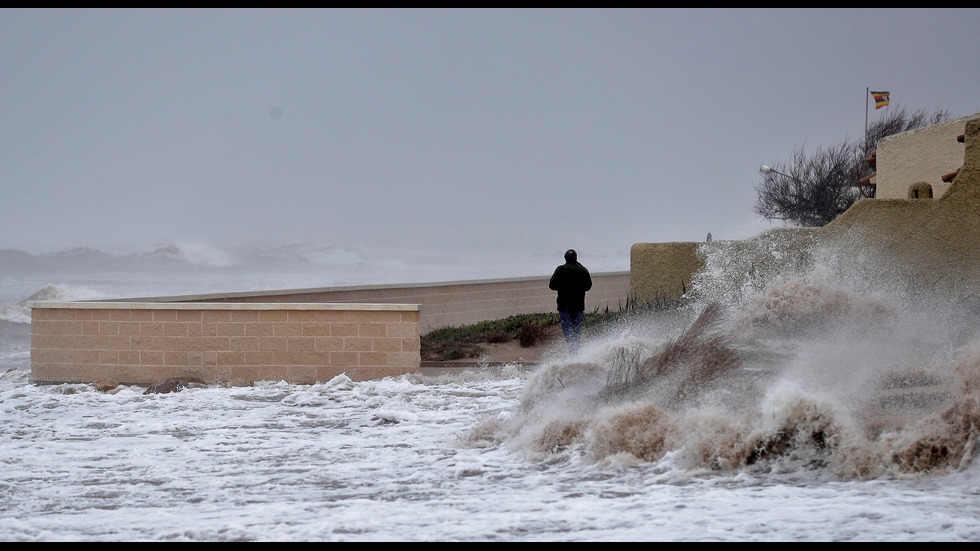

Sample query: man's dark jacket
[549,260,593,313]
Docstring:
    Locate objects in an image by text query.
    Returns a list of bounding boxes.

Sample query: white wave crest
[0,284,109,324]
[144,242,237,267]
[0,305,30,324]
[22,283,106,303]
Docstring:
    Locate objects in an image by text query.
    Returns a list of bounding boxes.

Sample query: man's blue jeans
[559,310,584,353]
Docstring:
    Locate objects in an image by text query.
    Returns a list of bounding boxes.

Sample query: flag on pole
[870,90,890,109]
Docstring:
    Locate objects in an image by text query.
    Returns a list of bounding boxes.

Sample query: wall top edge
[26,301,422,312]
[90,271,631,304]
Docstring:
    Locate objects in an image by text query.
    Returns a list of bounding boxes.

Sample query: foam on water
[472,233,980,480]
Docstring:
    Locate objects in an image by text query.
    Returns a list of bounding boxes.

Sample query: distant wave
[1,240,632,275]
[227,243,370,267]
[0,283,107,324]
[0,305,30,324]
[142,242,237,267]
[0,241,376,273]
[21,283,106,303]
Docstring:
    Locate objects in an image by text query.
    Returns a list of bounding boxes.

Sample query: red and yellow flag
[870,90,890,109]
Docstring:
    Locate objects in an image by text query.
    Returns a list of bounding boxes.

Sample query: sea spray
[687,227,818,310]
[480,229,980,479]
[883,343,980,474]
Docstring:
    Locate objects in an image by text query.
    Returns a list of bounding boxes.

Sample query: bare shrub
[517,323,546,347]
[486,331,510,344]
[632,302,742,405]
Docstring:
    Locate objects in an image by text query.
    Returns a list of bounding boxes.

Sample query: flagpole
[865,87,869,150]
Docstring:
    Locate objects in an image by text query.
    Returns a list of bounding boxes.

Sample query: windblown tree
[755,106,950,227]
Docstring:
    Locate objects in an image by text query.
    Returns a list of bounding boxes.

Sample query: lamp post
[759,165,794,179]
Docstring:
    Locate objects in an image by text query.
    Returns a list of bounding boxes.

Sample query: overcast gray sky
[2,8,978,265]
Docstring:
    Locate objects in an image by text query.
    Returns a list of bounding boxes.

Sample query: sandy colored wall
[818,116,980,296]
[875,112,975,200]
[138,272,632,333]
[30,302,420,386]
[628,242,702,305]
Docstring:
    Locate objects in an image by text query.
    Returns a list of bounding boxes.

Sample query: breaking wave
[0,283,106,324]
[0,241,372,271]
[468,231,980,479]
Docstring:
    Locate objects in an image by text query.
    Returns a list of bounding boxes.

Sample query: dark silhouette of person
[549,249,592,354]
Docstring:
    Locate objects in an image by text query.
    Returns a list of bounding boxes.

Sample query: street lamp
[759,165,793,179]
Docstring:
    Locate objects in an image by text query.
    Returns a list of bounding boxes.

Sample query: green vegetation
[421,312,559,361]
[420,297,673,362]
[423,312,560,344]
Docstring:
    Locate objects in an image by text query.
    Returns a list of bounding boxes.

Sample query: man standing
[549,249,592,354]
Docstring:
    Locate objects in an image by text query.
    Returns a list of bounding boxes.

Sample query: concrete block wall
[29,302,420,386]
[30,272,630,386]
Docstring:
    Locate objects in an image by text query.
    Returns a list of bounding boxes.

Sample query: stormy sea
[1,238,978,541]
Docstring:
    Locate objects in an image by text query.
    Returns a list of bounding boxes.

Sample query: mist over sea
[1,239,978,541]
